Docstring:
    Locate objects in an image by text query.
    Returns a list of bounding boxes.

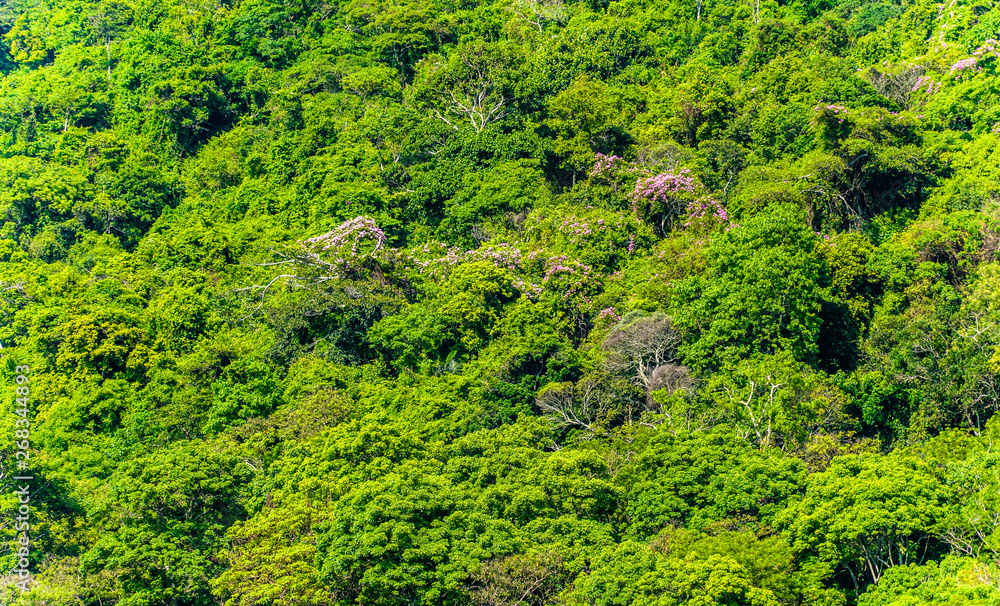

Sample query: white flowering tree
[235,216,395,318]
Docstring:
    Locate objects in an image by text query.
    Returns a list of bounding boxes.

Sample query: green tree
[82,442,249,606]
[672,203,828,371]
[546,76,628,183]
[782,454,949,592]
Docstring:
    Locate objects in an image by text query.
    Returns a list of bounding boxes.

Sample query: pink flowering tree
[519,253,604,326]
[406,241,524,285]
[683,196,737,233]
[973,39,1000,66]
[299,216,388,278]
[591,152,625,179]
[629,168,700,236]
[590,152,637,194]
[235,216,401,320]
[596,306,621,326]
[525,207,652,273]
[950,57,979,78]
[947,42,998,81]
[591,153,733,238]
[909,75,939,96]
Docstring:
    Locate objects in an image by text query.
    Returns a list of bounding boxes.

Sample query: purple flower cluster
[416,246,467,275]
[683,196,736,231]
[559,215,598,244]
[812,104,851,126]
[511,277,543,298]
[992,123,1000,136]
[631,169,697,202]
[973,39,1000,61]
[303,216,386,257]
[591,152,625,178]
[597,307,621,323]
[910,75,938,93]
[950,57,979,75]
[542,255,585,283]
[299,216,389,275]
[629,169,698,218]
[473,244,522,271]
[686,197,728,222]
[590,156,730,236]
[533,255,602,306]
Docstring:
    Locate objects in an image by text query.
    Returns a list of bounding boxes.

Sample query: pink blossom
[950,57,978,74]
[303,216,386,255]
[630,170,697,219]
[591,153,624,178]
[597,307,621,322]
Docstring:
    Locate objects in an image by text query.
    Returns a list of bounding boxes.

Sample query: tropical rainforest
[0,0,999,603]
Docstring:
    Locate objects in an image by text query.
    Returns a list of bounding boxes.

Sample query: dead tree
[506,0,566,33]
[601,311,682,392]
[535,377,621,436]
[425,43,520,133]
[645,363,696,409]
[863,65,926,110]
[469,552,567,606]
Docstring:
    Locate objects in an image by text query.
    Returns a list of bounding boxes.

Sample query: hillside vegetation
[1,0,1000,604]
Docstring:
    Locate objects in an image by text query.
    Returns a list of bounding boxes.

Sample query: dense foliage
[1,0,1000,603]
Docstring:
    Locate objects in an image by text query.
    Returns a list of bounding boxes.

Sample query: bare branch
[602,312,681,391]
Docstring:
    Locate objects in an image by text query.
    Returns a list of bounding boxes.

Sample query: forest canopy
[1,0,1000,604]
